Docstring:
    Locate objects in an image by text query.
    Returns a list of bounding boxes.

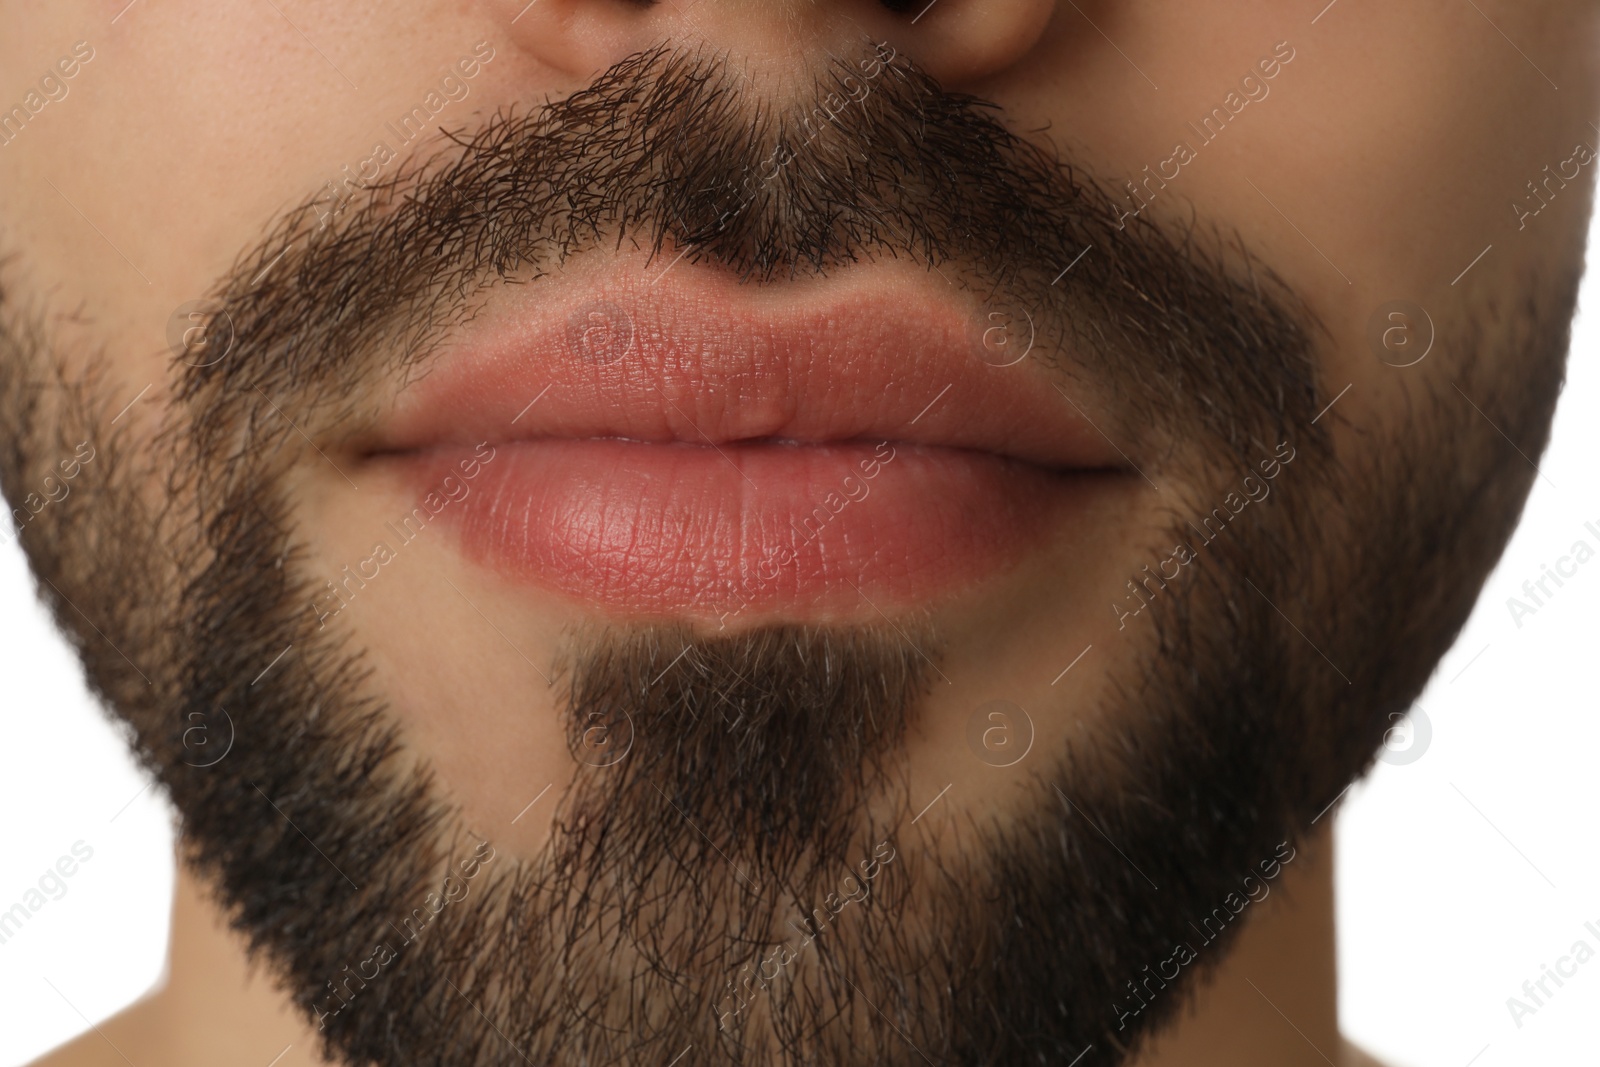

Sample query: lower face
[0,3,1596,1065]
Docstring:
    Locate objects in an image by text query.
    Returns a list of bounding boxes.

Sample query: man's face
[2,2,1596,1064]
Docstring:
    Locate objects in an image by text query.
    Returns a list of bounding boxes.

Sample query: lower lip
[405,439,1087,621]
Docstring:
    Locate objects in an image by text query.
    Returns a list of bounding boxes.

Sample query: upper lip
[364,260,1124,472]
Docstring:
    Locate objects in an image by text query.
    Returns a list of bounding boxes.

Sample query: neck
[1131,823,1369,1066]
[40,863,329,1067]
[38,824,1375,1067]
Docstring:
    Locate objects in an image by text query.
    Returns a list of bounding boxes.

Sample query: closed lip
[364,260,1120,471]
[357,258,1131,620]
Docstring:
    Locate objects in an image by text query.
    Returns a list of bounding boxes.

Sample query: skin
[3,1,1597,1065]
[36,829,1368,1067]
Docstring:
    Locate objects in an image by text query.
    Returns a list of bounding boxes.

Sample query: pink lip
[367,260,1126,622]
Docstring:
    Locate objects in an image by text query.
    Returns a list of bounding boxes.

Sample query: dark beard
[0,39,1578,1067]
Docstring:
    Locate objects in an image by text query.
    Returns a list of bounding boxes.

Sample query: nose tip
[871,0,1057,85]
[498,0,1056,90]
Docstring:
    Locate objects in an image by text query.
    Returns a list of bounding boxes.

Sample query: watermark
[707,42,899,236]
[1367,300,1434,368]
[1504,918,1600,1029]
[973,304,1035,367]
[714,839,897,1030]
[167,298,238,368]
[1114,441,1297,629]
[1512,136,1597,232]
[714,441,899,629]
[310,443,496,628]
[965,699,1035,767]
[566,300,635,365]
[0,41,95,149]
[571,707,634,768]
[0,841,95,947]
[1111,840,1296,1031]
[1114,41,1297,231]
[1503,517,1600,629]
[311,42,499,230]
[1376,703,1431,765]
[181,706,236,768]
[4,440,96,545]
[313,839,496,1028]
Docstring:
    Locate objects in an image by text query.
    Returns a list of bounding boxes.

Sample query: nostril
[503,0,1051,92]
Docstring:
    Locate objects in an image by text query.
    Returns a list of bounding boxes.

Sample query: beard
[0,39,1580,1067]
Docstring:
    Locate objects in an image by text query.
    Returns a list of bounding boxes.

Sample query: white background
[1335,212,1600,1063]
[0,214,1596,1066]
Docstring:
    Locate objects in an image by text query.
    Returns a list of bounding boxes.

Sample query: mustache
[177,40,1327,482]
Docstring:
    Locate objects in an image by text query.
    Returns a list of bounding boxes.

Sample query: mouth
[361,256,1134,623]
